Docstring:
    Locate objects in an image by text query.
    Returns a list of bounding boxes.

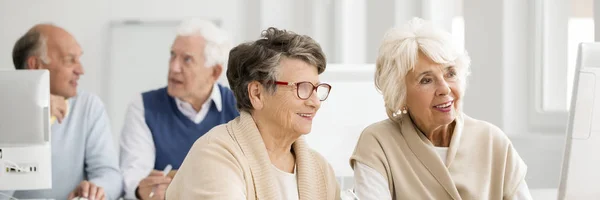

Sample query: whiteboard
[105,20,181,146]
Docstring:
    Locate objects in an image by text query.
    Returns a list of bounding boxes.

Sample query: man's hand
[68,181,105,200]
[167,170,177,179]
[136,170,172,200]
[50,94,67,123]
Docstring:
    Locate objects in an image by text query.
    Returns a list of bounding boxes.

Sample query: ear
[248,81,264,110]
[25,56,41,70]
[211,64,223,82]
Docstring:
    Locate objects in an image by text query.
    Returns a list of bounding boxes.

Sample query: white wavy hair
[176,19,232,68]
[375,17,471,121]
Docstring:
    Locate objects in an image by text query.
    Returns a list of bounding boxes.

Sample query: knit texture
[166,111,340,199]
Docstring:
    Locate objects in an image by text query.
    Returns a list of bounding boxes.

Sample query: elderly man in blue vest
[119,19,239,200]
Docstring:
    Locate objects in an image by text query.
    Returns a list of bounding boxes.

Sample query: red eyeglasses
[273,81,332,101]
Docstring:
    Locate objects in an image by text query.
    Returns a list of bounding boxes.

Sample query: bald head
[32,24,77,46]
[12,24,85,98]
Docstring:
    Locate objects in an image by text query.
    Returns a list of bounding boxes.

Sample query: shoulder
[462,114,503,133]
[462,114,510,144]
[195,123,234,146]
[167,119,247,199]
[308,148,333,172]
[352,118,415,177]
[141,87,169,103]
[362,119,399,135]
[179,121,247,180]
[356,118,400,147]
[189,122,242,159]
[142,87,168,96]
[71,90,106,112]
[141,87,170,110]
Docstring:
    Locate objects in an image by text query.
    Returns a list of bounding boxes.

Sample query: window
[452,17,465,52]
[452,0,464,51]
[529,0,595,131]
[567,0,595,108]
[538,0,594,113]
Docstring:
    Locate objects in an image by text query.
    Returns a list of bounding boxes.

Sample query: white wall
[463,0,505,129]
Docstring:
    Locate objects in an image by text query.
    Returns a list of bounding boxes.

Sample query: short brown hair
[227,27,326,112]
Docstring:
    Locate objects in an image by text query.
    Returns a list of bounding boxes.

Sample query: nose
[74,60,84,75]
[169,59,182,73]
[304,89,322,109]
[436,79,451,96]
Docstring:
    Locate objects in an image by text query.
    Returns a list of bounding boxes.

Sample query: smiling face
[32,26,84,98]
[260,57,323,136]
[404,52,463,132]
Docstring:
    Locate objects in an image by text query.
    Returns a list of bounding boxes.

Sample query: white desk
[530,188,557,200]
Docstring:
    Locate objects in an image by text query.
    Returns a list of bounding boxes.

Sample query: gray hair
[375,17,471,121]
[226,27,326,112]
[176,19,232,68]
[12,30,49,69]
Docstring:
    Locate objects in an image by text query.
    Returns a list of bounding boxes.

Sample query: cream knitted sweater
[166,111,340,199]
[350,113,527,200]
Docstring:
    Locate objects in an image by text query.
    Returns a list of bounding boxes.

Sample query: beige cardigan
[166,112,340,200]
[350,113,527,200]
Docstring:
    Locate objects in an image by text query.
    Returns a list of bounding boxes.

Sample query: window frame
[530,0,569,132]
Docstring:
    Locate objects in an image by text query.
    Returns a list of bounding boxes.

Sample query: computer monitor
[558,42,600,200]
[0,70,52,190]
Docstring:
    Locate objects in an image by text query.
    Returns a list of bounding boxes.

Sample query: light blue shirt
[2,91,123,200]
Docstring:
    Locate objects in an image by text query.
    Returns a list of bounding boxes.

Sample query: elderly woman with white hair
[350,18,532,200]
[119,19,240,200]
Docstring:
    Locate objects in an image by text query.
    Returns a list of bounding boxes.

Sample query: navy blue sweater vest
[142,85,239,170]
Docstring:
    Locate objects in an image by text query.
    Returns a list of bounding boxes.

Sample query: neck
[425,122,454,147]
[252,112,298,173]
[410,115,455,147]
[181,86,213,112]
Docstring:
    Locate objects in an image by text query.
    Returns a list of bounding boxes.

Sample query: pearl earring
[402,107,408,114]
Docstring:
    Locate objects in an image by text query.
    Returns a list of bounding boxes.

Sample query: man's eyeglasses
[273,81,332,101]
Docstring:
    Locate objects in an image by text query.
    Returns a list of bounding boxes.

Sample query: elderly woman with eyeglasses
[350,18,532,200]
[166,27,340,200]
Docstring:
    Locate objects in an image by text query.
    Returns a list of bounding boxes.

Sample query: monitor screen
[0,70,50,145]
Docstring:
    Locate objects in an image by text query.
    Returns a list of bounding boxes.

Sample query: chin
[442,117,456,125]
[65,89,77,98]
[166,87,182,97]
[440,113,456,125]
[166,87,175,96]
[294,126,312,135]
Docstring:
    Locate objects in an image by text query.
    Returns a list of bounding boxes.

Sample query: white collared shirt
[119,84,222,199]
[174,85,222,123]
